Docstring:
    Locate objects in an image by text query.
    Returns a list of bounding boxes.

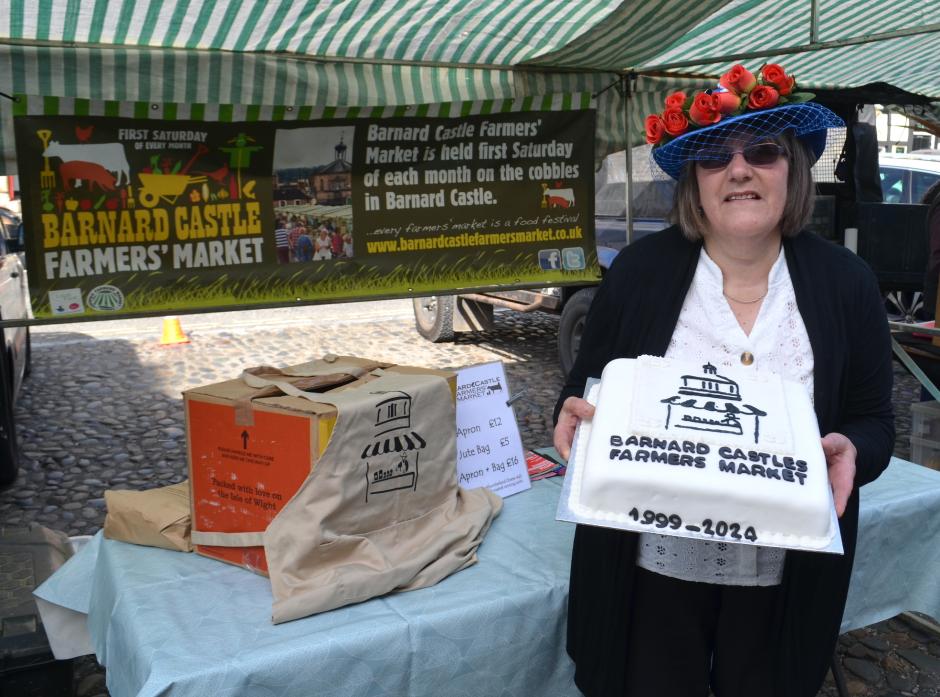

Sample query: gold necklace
[723,289,767,304]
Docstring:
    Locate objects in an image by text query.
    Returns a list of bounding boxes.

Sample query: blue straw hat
[647,65,844,180]
[652,102,844,180]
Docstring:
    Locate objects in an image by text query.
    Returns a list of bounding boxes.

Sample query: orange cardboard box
[185,356,455,575]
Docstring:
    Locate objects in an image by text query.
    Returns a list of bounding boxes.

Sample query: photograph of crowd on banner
[13,98,597,319]
[272,126,354,265]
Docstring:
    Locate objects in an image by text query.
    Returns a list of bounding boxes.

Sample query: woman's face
[694,137,789,243]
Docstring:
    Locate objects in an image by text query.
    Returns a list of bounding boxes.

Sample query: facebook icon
[538,249,561,270]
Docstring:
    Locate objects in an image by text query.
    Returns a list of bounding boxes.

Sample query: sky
[273,126,352,170]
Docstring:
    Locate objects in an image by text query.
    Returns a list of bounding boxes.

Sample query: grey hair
[668,130,816,241]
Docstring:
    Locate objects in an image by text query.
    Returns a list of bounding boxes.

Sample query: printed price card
[455,362,531,498]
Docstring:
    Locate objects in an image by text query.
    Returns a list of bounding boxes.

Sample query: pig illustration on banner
[42,141,131,186]
[59,161,117,192]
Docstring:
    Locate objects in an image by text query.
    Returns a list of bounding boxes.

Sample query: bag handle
[233,356,391,425]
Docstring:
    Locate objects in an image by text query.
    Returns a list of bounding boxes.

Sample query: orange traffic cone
[160,316,190,345]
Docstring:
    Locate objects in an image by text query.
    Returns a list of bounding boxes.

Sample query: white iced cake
[567,356,837,550]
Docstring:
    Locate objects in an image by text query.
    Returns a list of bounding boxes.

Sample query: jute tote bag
[196,367,502,622]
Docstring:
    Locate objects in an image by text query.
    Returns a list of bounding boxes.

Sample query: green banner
[14,97,598,318]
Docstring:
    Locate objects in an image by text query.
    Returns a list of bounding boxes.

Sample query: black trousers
[623,567,780,697]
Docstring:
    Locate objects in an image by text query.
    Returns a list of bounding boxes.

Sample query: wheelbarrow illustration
[137,173,207,208]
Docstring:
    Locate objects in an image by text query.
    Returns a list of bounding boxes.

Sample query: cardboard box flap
[252,395,339,416]
[380,365,457,400]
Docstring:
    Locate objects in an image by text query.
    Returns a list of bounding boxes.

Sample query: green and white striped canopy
[2,0,939,173]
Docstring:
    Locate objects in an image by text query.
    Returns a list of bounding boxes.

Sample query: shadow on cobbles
[3,337,183,535]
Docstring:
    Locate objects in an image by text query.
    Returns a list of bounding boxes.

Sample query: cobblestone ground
[0,310,935,697]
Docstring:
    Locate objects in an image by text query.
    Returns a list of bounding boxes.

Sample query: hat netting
[652,102,845,180]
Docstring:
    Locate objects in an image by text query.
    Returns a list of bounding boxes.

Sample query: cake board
[556,379,844,555]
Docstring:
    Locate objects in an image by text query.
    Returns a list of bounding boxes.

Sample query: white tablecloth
[35,458,940,697]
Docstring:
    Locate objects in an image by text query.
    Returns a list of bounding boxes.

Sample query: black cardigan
[555,226,895,697]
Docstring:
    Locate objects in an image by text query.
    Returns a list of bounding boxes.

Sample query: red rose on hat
[747,85,780,110]
[715,89,741,115]
[761,64,795,96]
[661,107,689,136]
[719,64,757,95]
[645,114,666,144]
[688,92,721,126]
[664,91,687,110]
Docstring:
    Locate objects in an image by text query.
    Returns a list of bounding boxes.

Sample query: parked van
[879,152,940,204]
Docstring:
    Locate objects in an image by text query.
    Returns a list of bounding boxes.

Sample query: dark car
[0,207,31,487]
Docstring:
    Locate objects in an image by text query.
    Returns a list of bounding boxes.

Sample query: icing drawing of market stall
[2,2,940,697]
[661,363,767,442]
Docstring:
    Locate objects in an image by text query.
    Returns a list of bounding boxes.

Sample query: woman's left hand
[821,432,857,517]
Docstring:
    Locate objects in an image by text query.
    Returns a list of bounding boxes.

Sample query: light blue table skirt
[36,458,940,697]
[38,479,579,697]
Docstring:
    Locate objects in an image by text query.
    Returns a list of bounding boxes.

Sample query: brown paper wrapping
[104,480,193,552]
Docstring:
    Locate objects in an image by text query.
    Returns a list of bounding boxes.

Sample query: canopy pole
[624,73,635,246]
[810,0,819,44]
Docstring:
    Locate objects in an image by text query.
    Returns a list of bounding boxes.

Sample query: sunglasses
[695,142,788,170]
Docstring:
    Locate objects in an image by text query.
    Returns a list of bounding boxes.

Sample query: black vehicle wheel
[412,296,455,342]
[558,288,596,377]
[0,347,19,488]
[885,290,924,323]
[23,327,31,378]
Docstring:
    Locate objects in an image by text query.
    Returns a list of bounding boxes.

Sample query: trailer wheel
[558,288,596,377]
[0,344,18,488]
[412,296,455,342]
[885,290,924,323]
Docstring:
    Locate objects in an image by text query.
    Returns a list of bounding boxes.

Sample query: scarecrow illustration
[219,132,263,200]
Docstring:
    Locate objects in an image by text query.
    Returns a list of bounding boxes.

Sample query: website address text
[366,226,582,253]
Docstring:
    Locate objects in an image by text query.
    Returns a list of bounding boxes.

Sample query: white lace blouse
[635,246,814,586]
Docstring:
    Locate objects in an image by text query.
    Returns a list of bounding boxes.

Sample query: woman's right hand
[553,396,595,461]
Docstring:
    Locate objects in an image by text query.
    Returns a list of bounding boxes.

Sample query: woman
[554,64,894,697]
[331,226,344,258]
[314,227,333,260]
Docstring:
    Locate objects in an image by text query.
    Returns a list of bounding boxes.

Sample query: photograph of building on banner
[13,96,598,319]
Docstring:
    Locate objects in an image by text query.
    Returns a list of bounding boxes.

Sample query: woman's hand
[553,397,595,461]
[821,432,858,517]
